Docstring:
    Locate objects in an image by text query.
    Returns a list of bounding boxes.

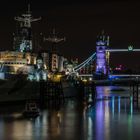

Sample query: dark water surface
[0,86,140,140]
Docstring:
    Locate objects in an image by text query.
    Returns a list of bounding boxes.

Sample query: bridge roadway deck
[93,78,140,86]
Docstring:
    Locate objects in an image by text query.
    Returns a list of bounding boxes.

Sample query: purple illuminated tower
[96,31,109,75]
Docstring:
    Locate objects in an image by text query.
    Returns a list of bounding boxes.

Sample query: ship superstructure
[0,5,41,79]
[0,5,67,80]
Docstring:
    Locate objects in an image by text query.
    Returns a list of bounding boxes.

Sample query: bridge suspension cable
[74,52,96,69]
[74,52,96,72]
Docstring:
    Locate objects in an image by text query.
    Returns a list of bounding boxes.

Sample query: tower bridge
[73,31,140,79]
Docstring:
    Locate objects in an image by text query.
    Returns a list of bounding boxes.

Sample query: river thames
[0,86,140,140]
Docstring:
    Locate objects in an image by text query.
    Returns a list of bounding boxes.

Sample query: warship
[0,5,78,103]
[0,4,48,81]
[0,5,48,103]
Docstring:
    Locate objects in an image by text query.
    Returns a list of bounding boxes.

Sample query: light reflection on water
[96,86,131,99]
[0,86,140,139]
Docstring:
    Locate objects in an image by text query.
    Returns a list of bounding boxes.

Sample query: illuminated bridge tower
[14,4,41,52]
[96,31,109,75]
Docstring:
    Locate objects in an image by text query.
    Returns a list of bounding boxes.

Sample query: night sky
[0,0,140,70]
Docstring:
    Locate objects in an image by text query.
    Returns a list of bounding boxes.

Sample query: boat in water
[23,101,40,118]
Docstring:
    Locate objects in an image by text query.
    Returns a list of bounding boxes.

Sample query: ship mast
[15,4,41,28]
[14,4,41,52]
[44,28,65,44]
[44,28,65,72]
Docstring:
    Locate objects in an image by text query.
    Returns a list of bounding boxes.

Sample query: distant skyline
[0,0,140,70]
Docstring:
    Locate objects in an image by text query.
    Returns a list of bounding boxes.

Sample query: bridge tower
[96,31,109,75]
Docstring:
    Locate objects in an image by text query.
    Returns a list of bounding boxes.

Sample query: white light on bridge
[128,45,133,51]
[89,77,92,81]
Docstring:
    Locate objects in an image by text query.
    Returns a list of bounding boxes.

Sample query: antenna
[101,29,105,35]
[52,28,56,35]
[27,4,31,14]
